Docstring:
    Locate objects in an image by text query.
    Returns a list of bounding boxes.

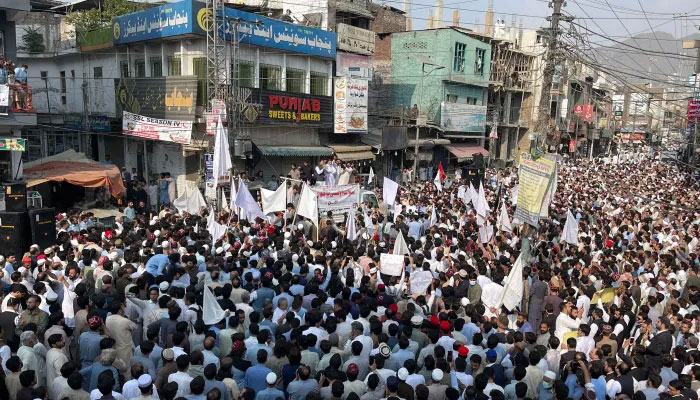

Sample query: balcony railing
[7,84,35,112]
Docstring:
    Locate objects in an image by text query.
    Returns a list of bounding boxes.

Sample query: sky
[398,0,700,41]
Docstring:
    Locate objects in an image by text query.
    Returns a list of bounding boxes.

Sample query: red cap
[429,316,439,327]
[388,304,398,313]
[347,363,359,376]
[458,346,469,358]
[606,239,614,248]
[37,254,46,260]
[440,320,451,332]
[373,234,380,241]
[231,340,244,353]
[22,257,31,264]
[377,284,385,291]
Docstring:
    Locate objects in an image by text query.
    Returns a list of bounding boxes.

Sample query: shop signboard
[64,114,111,132]
[0,139,26,151]
[336,23,375,56]
[122,111,192,144]
[336,52,372,79]
[440,103,487,133]
[112,0,206,44]
[115,76,198,121]
[334,77,368,134]
[237,88,332,126]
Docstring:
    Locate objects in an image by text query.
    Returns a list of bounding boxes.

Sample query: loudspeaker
[3,181,27,212]
[28,208,56,250]
[0,211,30,256]
[472,154,485,169]
[462,167,485,187]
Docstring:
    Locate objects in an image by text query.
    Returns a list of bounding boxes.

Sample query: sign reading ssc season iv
[122,111,193,145]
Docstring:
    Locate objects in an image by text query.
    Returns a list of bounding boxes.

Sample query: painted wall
[390,29,491,121]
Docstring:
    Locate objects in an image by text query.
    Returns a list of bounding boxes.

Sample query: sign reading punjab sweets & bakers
[242,88,332,126]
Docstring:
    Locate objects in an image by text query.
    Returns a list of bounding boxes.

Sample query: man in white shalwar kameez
[46,333,70,400]
[17,331,46,387]
[105,301,138,379]
[481,280,504,319]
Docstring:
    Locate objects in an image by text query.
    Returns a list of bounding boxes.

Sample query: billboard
[688,99,700,123]
[334,77,368,134]
[440,103,487,133]
[115,76,198,121]
[64,114,111,132]
[336,23,375,56]
[112,0,206,44]
[122,111,193,145]
[336,52,372,79]
[235,88,332,126]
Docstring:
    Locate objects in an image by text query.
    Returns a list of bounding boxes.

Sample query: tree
[20,27,45,53]
[65,0,139,33]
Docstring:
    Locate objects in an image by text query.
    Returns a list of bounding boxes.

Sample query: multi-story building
[17,0,338,197]
[388,27,491,178]
[0,0,37,182]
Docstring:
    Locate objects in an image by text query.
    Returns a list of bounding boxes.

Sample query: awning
[329,145,376,161]
[257,146,333,157]
[445,144,489,159]
[24,149,125,197]
[407,138,451,148]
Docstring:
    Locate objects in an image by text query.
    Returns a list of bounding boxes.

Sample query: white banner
[311,184,360,218]
[261,185,287,215]
[410,270,433,295]
[383,177,399,206]
[0,85,9,115]
[380,253,404,276]
[334,77,368,134]
[122,111,192,144]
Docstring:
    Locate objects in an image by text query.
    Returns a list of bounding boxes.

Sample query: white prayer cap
[284,232,291,239]
[369,267,377,274]
[142,240,148,247]
[159,281,169,292]
[46,292,58,302]
[434,233,440,239]
[30,244,39,250]
[223,243,232,251]
[0,256,4,263]
[297,223,304,230]
[292,254,299,262]
[331,241,337,249]
[37,258,46,266]
[149,220,157,226]
[202,244,210,250]
[108,252,119,261]
[53,256,61,264]
[461,298,470,306]
[162,241,172,249]
[283,239,290,247]
[266,372,277,385]
[242,251,252,257]
[306,240,313,247]
[153,230,161,237]
[362,232,370,240]
[215,247,224,255]
[138,374,152,387]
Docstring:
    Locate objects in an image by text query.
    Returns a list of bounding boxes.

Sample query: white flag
[206,209,227,242]
[429,205,438,227]
[297,184,319,227]
[173,181,207,215]
[221,190,228,211]
[393,230,410,256]
[346,208,358,241]
[478,182,491,213]
[511,184,519,205]
[212,117,232,186]
[499,253,525,311]
[433,172,442,192]
[469,182,478,206]
[563,210,579,245]
[368,167,375,184]
[202,285,226,325]
[234,180,264,221]
[383,177,399,206]
[261,184,287,215]
[497,203,512,234]
[230,178,238,214]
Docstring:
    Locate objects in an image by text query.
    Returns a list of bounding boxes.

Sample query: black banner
[234,87,332,127]
[115,76,199,121]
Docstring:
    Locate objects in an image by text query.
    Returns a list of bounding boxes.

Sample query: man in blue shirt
[286,365,319,400]
[145,252,169,278]
[407,215,423,241]
[245,330,272,366]
[79,315,104,368]
[14,65,27,84]
[255,372,284,400]
[244,349,273,393]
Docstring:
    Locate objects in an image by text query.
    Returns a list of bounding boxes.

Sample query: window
[286,68,305,93]
[259,64,281,90]
[93,67,102,79]
[453,43,466,72]
[40,71,47,81]
[135,59,146,78]
[120,61,129,78]
[235,61,254,87]
[475,48,486,75]
[168,57,181,76]
[59,71,66,93]
[446,94,457,103]
[70,70,75,79]
[193,57,207,106]
[150,57,162,77]
[467,97,477,105]
[310,72,328,96]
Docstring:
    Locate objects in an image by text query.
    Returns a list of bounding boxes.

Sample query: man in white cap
[255,372,284,400]
[122,364,157,400]
[427,368,448,400]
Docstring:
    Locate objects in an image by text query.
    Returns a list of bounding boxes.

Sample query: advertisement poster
[115,76,198,121]
[122,111,192,144]
[514,155,556,227]
[205,99,227,135]
[334,77,368,134]
[689,99,700,123]
[204,153,216,199]
[241,88,332,126]
[440,103,487,133]
[311,184,360,217]
[0,85,9,115]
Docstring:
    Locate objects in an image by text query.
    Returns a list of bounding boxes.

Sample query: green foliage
[65,0,138,32]
[20,27,45,53]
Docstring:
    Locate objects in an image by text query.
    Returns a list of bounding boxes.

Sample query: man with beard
[645,316,674,370]
[554,301,583,343]
[535,322,551,347]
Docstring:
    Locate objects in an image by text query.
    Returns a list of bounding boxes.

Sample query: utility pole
[534,0,564,150]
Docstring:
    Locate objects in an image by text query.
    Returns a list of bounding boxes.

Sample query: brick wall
[370,4,406,34]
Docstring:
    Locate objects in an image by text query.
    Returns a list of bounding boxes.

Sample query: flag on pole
[497,202,513,233]
[499,253,525,311]
[206,209,227,242]
[230,178,238,214]
[563,210,579,245]
[260,184,287,215]
[393,230,410,256]
[221,190,228,211]
[212,117,232,186]
[429,205,438,227]
[438,161,446,181]
[478,182,491,213]
[297,184,319,227]
[234,180,264,221]
[346,208,358,241]
[202,285,226,325]
[469,182,478,206]
[383,177,399,205]
[368,167,375,185]
[433,172,442,192]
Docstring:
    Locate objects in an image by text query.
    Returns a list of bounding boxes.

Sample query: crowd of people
[0,56,30,111]
[0,155,698,400]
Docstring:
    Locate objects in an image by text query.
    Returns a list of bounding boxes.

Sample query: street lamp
[413,55,445,181]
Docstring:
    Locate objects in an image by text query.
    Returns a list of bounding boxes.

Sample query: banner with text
[514,154,556,227]
[311,184,360,218]
[334,77,368,133]
[122,111,192,145]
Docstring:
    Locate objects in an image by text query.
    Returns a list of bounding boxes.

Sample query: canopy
[329,145,376,161]
[445,144,488,160]
[256,145,333,157]
[24,149,125,198]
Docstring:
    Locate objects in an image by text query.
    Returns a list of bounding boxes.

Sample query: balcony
[486,106,524,126]
[336,0,375,19]
[7,84,34,113]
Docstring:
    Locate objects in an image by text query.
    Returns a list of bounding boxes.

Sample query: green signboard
[0,138,26,151]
